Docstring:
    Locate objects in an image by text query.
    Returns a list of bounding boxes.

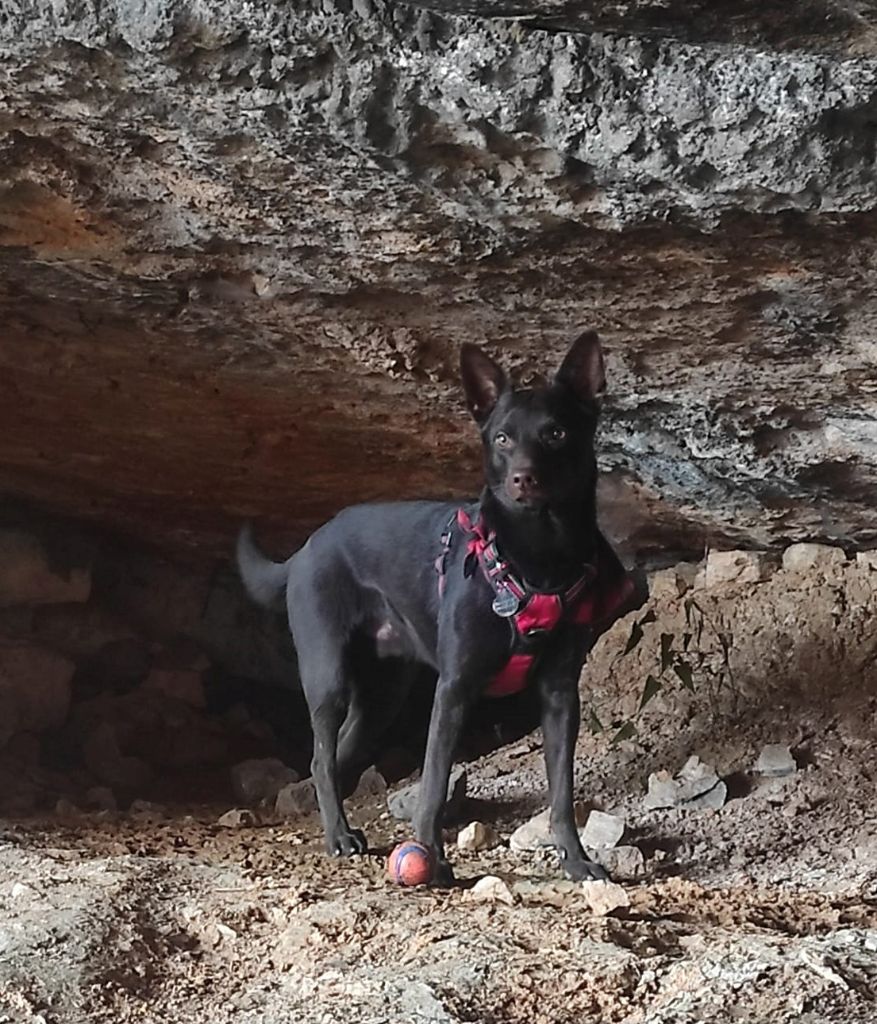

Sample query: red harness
[436,508,635,698]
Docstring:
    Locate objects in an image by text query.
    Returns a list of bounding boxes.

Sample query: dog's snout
[507,464,543,502]
[512,468,539,489]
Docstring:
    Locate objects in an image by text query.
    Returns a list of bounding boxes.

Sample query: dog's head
[460,331,605,514]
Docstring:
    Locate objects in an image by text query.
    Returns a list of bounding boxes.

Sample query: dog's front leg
[539,673,608,882]
[413,676,474,887]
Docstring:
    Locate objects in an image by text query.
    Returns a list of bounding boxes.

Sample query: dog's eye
[494,431,512,448]
[545,426,567,446]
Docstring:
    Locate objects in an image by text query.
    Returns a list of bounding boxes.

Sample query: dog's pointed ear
[460,343,508,424]
[554,329,606,404]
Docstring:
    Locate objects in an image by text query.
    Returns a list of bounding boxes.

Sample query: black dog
[238,331,638,885]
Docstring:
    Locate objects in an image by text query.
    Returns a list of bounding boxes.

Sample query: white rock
[704,550,774,587]
[388,764,466,822]
[644,756,726,810]
[593,845,645,881]
[580,880,630,916]
[754,744,797,777]
[457,821,501,852]
[856,550,877,570]
[217,808,256,828]
[579,810,625,850]
[782,543,847,572]
[509,803,589,852]
[463,875,516,906]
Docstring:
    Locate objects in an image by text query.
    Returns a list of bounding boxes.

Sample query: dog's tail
[236,524,289,609]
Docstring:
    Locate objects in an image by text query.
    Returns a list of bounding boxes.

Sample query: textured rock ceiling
[1,0,875,563]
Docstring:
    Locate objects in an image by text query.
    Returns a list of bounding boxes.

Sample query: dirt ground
[1,552,876,1024]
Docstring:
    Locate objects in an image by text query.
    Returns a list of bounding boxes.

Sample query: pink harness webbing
[437,508,636,698]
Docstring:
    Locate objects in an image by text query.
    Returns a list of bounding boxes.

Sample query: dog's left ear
[460,343,509,424]
[554,330,606,404]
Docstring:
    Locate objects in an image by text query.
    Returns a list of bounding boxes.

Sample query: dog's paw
[430,856,456,888]
[327,828,368,857]
[562,857,609,882]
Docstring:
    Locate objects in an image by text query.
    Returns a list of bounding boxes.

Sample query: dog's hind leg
[297,644,368,856]
[335,656,420,796]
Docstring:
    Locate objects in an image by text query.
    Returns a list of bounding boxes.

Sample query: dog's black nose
[508,466,542,502]
[513,470,538,488]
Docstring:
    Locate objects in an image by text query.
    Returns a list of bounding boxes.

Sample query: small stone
[275,779,318,818]
[644,756,726,810]
[231,758,300,805]
[11,881,39,900]
[387,765,467,823]
[856,550,877,570]
[579,810,625,850]
[782,543,847,572]
[457,821,501,852]
[509,803,589,853]
[463,875,516,906]
[580,880,630,916]
[217,807,256,828]
[703,550,774,587]
[649,564,697,600]
[85,786,117,811]
[352,766,387,799]
[593,845,645,881]
[753,744,797,777]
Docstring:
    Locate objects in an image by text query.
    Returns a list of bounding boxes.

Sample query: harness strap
[436,506,635,698]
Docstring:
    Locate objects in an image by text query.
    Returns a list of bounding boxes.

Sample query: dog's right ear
[460,343,508,424]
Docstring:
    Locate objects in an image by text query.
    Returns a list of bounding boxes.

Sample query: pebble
[463,875,516,906]
[754,744,797,777]
[580,880,630,916]
[579,810,625,850]
[457,821,501,852]
[388,765,466,823]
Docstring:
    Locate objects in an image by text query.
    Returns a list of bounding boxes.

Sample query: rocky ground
[0,531,875,1023]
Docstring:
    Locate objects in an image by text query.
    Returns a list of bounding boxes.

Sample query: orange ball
[387,840,435,886]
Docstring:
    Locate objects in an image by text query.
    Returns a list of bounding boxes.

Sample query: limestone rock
[703,550,774,587]
[579,810,626,850]
[457,822,501,852]
[463,876,516,906]
[217,808,256,828]
[275,780,319,818]
[782,543,847,572]
[580,880,630,916]
[593,845,646,881]
[855,551,877,570]
[645,756,727,811]
[754,744,797,777]
[510,803,589,852]
[388,765,467,823]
